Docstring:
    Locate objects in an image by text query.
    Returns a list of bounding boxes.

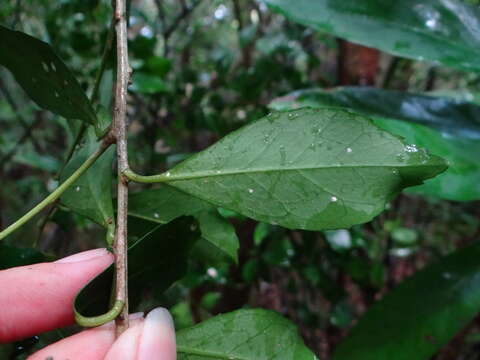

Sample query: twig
[155,0,203,56]
[0,141,112,241]
[0,77,42,154]
[0,115,42,165]
[112,0,130,336]
[164,0,202,39]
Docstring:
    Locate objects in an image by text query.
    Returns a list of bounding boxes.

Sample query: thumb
[105,308,176,360]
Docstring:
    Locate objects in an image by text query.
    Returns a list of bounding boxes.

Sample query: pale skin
[0,248,177,360]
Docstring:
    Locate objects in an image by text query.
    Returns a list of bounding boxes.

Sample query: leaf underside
[163,108,446,230]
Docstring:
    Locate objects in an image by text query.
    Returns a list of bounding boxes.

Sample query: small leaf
[270,87,480,201]
[197,210,239,263]
[264,0,480,72]
[129,187,238,263]
[0,26,97,126]
[164,108,446,230]
[177,309,318,360]
[75,216,199,316]
[128,186,213,224]
[333,242,480,360]
[60,130,115,229]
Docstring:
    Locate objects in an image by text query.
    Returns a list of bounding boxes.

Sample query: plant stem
[0,141,111,241]
[112,0,130,336]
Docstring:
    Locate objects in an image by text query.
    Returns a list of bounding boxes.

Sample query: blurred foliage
[0,0,480,359]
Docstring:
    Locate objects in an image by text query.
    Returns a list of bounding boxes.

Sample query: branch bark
[113,0,130,336]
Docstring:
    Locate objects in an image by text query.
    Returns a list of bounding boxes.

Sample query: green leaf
[128,186,213,224]
[270,87,480,201]
[264,0,480,72]
[177,309,318,360]
[129,188,238,262]
[332,242,480,360]
[0,26,97,126]
[197,210,239,263]
[0,243,49,270]
[60,131,115,229]
[164,108,446,230]
[75,217,199,316]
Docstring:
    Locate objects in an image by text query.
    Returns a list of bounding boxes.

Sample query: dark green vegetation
[0,1,479,359]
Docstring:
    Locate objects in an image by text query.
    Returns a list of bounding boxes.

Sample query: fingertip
[138,308,176,360]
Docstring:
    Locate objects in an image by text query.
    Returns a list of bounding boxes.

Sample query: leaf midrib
[164,162,443,182]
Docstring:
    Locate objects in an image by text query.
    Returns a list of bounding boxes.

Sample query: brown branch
[113,0,130,336]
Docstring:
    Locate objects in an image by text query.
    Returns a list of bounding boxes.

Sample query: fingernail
[55,248,111,263]
[138,308,176,360]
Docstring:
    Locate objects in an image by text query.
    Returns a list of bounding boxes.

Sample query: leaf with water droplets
[163,108,446,230]
[264,0,480,72]
[128,186,213,224]
[177,309,316,360]
[270,87,480,201]
[333,242,480,360]
[0,26,98,129]
[60,130,114,230]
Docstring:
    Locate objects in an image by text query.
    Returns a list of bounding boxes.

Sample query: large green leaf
[128,187,238,262]
[75,216,199,316]
[333,242,480,360]
[0,26,97,126]
[60,131,115,230]
[162,108,446,230]
[264,0,480,72]
[177,309,318,360]
[270,87,480,201]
